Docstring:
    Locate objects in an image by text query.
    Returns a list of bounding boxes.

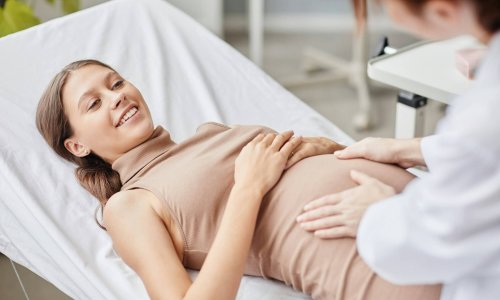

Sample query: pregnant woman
[36,59,441,299]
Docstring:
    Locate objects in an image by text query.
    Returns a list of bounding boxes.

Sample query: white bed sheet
[0,0,354,299]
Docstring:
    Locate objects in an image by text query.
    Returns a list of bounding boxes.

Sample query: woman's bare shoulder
[103,189,163,225]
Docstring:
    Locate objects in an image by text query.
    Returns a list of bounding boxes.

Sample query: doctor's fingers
[303,193,342,211]
[333,145,364,159]
[314,226,354,239]
[350,170,380,185]
[296,205,341,223]
[270,131,294,150]
[298,215,345,232]
[350,170,396,196]
[334,138,375,159]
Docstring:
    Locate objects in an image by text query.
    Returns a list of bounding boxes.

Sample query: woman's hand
[285,136,345,169]
[334,137,424,169]
[235,132,302,197]
[296,170,395,239]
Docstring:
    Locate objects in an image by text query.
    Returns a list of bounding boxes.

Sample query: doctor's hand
[285,136,345,169]
[296,170,395,239]
[235,132,302,197]
[334,137,424,169]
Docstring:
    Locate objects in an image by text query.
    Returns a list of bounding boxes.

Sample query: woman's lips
[117,106,138,127]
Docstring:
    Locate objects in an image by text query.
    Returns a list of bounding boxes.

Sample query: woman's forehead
[66,66,117,91]
[62,65,117,107]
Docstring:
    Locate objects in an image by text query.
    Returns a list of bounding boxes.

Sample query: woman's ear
[64,137,90,157]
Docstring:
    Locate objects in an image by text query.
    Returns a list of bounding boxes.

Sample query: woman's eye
[112,80,124,89]
[88,99,101,111]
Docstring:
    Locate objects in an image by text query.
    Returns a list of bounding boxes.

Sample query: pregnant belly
[245,154,416,293]
[277,154,415,198]
[263,154,415,233]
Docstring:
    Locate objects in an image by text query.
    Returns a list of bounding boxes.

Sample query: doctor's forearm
[395,138,426,167]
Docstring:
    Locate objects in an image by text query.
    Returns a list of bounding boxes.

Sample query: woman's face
[382,0,473,41]
[62,64,154,163]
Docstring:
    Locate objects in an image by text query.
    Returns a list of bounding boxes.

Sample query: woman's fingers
[285,136,346,169]
[235,131,297,197]
[285,145,306,169]
[285,143,314,169]
[279,135,302,157]
[251,133,265,144]
[270,130,293,150]
[259,131,293,149]
[262,133,277,146]
[303,193,341,211]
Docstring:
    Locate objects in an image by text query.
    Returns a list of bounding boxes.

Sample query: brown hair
[36,60,122,210]
[398,0,500,33]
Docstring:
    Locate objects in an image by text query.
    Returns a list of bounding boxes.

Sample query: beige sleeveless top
[112,123,441,300]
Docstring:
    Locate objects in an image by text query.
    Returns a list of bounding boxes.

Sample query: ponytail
[75,153,122,203]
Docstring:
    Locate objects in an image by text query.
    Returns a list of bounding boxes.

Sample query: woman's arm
[191,132,301,299]
[104,132,301,300]
[104,190,192,300]
[185,185,264,299]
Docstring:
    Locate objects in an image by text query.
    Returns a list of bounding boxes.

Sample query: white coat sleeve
[356,132,500,285]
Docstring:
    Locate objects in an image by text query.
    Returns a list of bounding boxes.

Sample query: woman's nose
[110,92,125,109]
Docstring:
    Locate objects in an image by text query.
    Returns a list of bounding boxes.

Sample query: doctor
[295,0,500,299]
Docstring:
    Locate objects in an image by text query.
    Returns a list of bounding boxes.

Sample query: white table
[368,35,483,138]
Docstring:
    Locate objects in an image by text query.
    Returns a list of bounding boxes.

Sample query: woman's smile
[116,106,139,127]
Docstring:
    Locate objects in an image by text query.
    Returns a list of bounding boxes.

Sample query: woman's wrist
[232,182,266,201]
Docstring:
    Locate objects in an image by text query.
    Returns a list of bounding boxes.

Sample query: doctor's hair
[36,59,122,213]
[396,0,500,33]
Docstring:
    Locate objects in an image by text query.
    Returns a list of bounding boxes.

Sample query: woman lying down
[36,60,441,300]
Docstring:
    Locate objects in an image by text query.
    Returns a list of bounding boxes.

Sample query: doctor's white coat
[357,32,500,300]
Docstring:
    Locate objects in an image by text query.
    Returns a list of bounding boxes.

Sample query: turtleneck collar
[111,126,176,185]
